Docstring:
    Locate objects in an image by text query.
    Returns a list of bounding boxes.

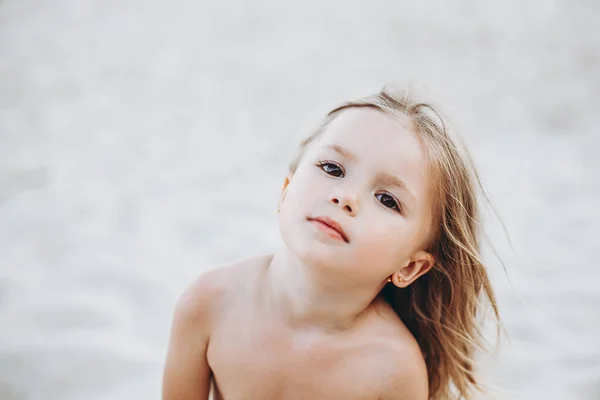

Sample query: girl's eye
[317,162,344,178]
[376,193,401,213]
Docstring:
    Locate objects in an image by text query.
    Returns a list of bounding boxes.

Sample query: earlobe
[278,175,292,211]
[282,176,291,191]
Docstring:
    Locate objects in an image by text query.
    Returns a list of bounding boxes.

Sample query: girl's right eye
[317,161,344,178]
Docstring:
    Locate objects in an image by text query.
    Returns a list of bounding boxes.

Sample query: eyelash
[316,160,403,214]
[316,160,345,177]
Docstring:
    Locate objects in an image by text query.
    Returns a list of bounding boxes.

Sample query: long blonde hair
[289,85,502,400]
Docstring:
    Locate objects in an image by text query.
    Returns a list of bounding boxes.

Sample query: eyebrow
[377,172,416,205]
[328,144,357,160]
[327,144,417,205]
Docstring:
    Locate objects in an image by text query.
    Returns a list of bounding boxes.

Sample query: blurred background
[1,0,599,399]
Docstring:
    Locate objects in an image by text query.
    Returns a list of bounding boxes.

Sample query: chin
[279,222,348,270]
[279,216,349,268]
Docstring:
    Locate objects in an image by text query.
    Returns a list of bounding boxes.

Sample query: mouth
[307,216,349,243]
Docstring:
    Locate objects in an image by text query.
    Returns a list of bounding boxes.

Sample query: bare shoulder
[363,300,429,400]
[173,253,271,327]
[163,255,270,399]
[372,336,428,400]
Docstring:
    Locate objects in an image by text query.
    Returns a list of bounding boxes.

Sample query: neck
[263,246,384,332]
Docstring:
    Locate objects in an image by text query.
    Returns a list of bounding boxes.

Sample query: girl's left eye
[375,193,401,213]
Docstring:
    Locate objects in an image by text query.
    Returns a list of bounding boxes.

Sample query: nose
[329,190,359,216]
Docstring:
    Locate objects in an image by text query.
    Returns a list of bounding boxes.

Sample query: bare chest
[207,313,384,400]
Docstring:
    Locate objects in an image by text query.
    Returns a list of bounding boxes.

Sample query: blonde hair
[289,85,502,400]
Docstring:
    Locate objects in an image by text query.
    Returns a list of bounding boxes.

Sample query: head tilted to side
[284,85,501,400]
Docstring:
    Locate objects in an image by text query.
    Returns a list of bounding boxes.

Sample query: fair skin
[163,108,435,399]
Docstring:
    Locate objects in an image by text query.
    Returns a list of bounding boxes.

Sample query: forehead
[316,108,429,187]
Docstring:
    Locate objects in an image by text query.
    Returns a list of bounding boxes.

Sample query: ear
[389,251,435,288]
[278,174,292,212]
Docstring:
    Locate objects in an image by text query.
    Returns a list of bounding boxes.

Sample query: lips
[308,216,349,243]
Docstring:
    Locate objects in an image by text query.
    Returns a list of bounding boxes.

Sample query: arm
[162,273,223,400]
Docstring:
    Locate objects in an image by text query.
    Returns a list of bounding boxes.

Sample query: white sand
[0,1,599,399]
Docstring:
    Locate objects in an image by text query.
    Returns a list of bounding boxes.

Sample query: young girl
[162,85,501,400]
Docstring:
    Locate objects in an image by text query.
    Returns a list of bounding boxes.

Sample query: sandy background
[1,0,599,399]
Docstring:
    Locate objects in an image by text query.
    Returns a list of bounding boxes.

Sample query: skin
[163,108,436,399]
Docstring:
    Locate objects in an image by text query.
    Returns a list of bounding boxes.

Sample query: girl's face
[278,108,434,285]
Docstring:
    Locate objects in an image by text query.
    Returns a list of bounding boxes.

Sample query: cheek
[278,172,321,240]
[283,181,310,213]
[284,169,326,209]
[351,221,413,263]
